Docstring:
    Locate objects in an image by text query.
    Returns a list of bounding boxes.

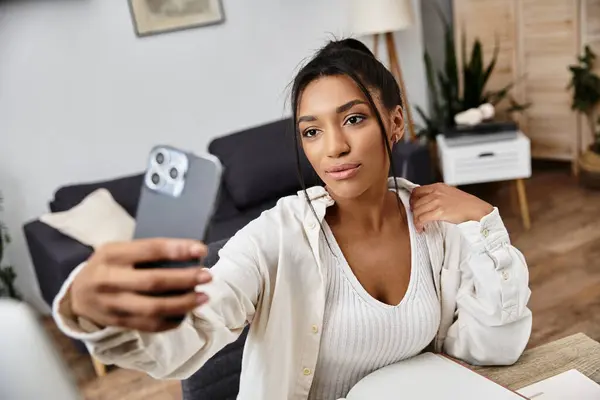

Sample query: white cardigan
[53,178,532,400]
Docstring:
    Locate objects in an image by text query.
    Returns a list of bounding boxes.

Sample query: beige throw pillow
[40,188,134,248]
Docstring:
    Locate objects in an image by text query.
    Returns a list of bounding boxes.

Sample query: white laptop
[0,299,82,400]
[344,352,525,400]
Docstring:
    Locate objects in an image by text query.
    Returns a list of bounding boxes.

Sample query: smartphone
[133,144,222,270]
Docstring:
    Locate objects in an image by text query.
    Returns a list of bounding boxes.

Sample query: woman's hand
[409,183,494,233]
[69,238,212,332]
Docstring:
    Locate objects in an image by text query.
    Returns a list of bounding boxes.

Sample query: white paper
[517,369,600,400]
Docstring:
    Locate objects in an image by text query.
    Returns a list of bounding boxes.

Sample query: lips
[325,163,361,180]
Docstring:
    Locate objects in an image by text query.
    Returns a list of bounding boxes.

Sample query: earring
[392,134,400,144]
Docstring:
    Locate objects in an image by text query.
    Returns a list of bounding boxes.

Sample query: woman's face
[297,74,404,200]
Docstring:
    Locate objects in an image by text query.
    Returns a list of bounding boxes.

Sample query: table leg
[508,181,520,214]
[515,179,531,231]
[91,356,107,377]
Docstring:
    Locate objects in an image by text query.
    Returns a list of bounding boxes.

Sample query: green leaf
[505,95,531,113]
[461,29,468,107]
[422,51,446,135]
[0,266,20,300]
[424,52,441,114]
[443,23,458,104]
[486,81,516,105]
[415,106,438,140]
[482,35,500,91]
[415,106,434,130]
[464,40,484,108]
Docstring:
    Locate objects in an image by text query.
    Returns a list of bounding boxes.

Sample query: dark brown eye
[345,115,365,125]
[303,129,318,138]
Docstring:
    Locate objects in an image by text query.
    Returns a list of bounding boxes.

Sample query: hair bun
[318,38,376,59]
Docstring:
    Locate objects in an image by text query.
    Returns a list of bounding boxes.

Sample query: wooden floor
[43,166,600,400]
[44,318,182,400]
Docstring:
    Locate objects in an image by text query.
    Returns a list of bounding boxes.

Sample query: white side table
[436,132,532,230]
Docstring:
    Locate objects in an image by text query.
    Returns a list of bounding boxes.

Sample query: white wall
[0,0,428,312]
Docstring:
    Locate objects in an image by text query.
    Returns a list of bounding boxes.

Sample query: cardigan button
[311,325,319,334]
[481,228,490,238]
[303,368,312,376]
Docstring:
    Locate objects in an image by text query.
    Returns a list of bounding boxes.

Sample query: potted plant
[568,45,600,189]
[0,192,20,300]
[416,12,528,142]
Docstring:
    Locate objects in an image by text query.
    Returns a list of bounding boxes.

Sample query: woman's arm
[53,226,266,380]
[410,183,532,366]
[441,208,532,366]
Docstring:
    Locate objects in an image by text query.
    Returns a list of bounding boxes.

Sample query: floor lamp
[350,0,417,140]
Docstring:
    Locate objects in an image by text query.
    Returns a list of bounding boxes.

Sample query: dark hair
[290,38,404,213]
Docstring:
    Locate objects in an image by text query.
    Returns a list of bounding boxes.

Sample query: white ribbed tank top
[308,196,441,400]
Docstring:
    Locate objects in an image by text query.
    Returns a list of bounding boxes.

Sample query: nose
[325,126,350,159]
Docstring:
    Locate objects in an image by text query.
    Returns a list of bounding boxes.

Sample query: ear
[389,105,405,143]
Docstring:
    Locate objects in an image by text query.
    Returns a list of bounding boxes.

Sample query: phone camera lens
[151,173,160,185]
[155,152,165,164]
[169,167,178,179]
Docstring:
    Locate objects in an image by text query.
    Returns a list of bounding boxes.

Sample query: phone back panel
[133,145,222,268]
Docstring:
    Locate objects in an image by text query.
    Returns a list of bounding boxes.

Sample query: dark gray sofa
[22,118,433,399]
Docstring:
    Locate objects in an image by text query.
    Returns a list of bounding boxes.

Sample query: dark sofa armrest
[390,141,434,185]
[23,220,93,307]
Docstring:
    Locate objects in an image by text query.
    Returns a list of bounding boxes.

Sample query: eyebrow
[297,99,368,124]
[336,99,367,113]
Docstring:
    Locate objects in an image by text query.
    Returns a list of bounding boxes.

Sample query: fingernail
[196,293,209,304]
[197,270,211,283]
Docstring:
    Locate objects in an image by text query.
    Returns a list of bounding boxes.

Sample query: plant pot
[578,149,600,189]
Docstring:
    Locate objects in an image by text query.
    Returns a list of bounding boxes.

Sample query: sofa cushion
[41,189,135,248]
[51,173,143,217]
[208,119,320,210]
[390,141,434,185]
[205,197,279,243]
[211,183,241,222]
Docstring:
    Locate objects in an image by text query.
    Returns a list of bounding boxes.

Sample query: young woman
[53,39,532,400]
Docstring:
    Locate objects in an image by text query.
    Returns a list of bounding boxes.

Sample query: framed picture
[129,0,225,37]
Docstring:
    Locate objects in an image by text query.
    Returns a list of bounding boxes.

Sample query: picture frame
[128,0,225,37]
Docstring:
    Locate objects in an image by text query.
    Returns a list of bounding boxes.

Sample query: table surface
[472,333,600,390]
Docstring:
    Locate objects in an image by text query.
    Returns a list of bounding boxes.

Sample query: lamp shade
[350,0,415,36]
